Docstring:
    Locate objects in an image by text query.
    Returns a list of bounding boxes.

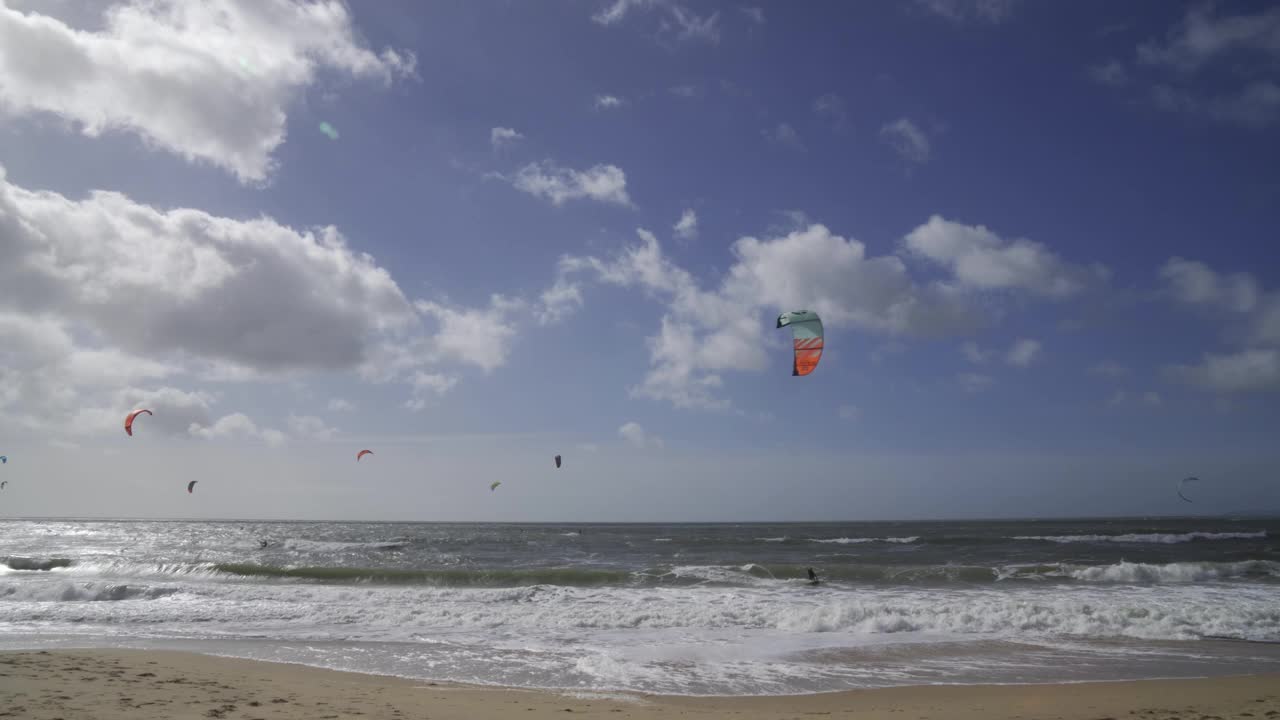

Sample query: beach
[2,650,1278,720]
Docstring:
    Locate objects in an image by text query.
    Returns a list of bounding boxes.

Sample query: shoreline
[2,650,1279,720]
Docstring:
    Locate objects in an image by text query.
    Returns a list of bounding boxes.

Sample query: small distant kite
[1,481,7,490]
[319,122,340,140]
[490,481,502,492]
[187,480,198,494]
[554,454,562,469]
[125,409,152,436]
[357,449,373,462]
[0,455,6,464]
[776,311,823,376]
[1177,476,1200,503]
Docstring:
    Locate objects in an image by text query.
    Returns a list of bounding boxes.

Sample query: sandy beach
[0,650,1276,720]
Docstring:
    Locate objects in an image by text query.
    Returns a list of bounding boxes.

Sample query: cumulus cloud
[561,224,980,409]
[1160,257,1279,345]
[413,295,524,372]
[673,208,698,240]
[914,0,1017,24]
[0,0,415,183]
[764,122,805,151]
[1006,339,1041,367]
[958,372,993,393]
[591,0,658,26]
[490,127,523,149]
[1167,349,1280,393]
[813,93,848,129]
[1097,6,1280,129]
[535,279,584,326]
[903,215,1108,298]
[191,412,284,446]
[618,421,663,449]
[879,117,930,164]
[508,160,633,207]
[594,94,625,110]
[287,413,338,440]
[1089,361,1129,379]
[591,0,719,45]
[404,372,459,411]
[0,167,545,435]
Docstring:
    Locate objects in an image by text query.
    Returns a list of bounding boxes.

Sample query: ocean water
[2,517,1279,695]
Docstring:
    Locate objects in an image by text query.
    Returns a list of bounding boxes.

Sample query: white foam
[1014,531,1267,544]
[809,536,919,545]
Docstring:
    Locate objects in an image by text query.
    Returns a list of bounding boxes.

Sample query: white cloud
[0,165,545,435]
[903,215,1108,298]
[562,223,981,409]
[490,127,523,149]
[961,341,989,364]
[1167,349,1280,393]
[535,279,585,326]
[287,413,338,440]
[958,372,993,393]
[879,118,930,165]
[0,0,415,183]
[591,0,658,26]
[915,0,1017,24]
[327,397,354,412]
[1137,5,1280,72]
[667,6,720,44]
[673,208,698,240]
[413,295,523,372]
[813,93,848,128]
[1089,361,1129,379]
[404,372,459,412]
[1006,338,1041,367]
[838,404,859,420]
[764,122,805,151]
[190,412,283,446]
[740,7,765,24]
[1089,60,1129,87]
[509,160,633,207]
[1160,258,1279,345]
[1108,389,1164,408]
[669,84,700,98]
[1097,6,1280,129]
[619,421,663,449]
[594,94,625,110]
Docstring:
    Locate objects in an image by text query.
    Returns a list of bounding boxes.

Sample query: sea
[2,517,1279,696]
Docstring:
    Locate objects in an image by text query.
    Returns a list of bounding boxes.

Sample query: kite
[1177,476,1200,504]
[555,454,562,469]
[357,450,373,461]
[187,481,198,494]
[490,481,502,492]
[776,311,823,376]
[0,456,6,464]
[125,409,153,436]
[1,481,6,490]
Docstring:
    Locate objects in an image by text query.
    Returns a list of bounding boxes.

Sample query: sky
[0,0,1278,521]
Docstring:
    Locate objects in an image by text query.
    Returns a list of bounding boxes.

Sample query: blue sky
[0,0,1277,520]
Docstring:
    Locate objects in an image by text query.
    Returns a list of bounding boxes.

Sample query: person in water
[807,567,821,585]
[259,539,269,549]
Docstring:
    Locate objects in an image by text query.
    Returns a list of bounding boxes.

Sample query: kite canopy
[1177,476,1200,503]
[776,311,824,376]
[187,480,198,494]
[0,481,6,490]
[124,409,153,436]
[555,454,562,469]
[490,481,502,492]
[0,456,6,464]
[357,450,373,461]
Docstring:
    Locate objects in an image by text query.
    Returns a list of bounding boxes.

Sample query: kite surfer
[807,567,822,586]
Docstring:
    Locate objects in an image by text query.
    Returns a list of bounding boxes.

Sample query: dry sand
[0,649,1277,720]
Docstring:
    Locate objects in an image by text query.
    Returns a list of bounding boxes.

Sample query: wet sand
[0,649,1277,720]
